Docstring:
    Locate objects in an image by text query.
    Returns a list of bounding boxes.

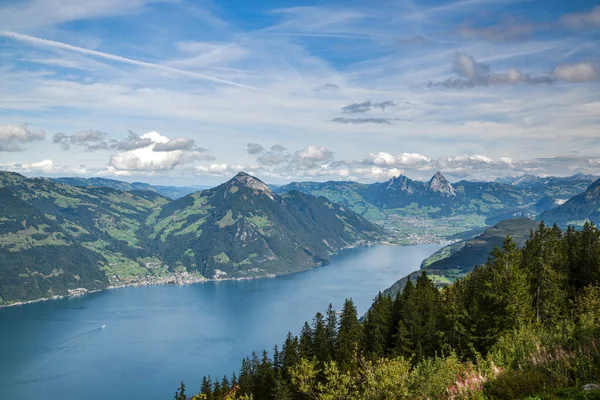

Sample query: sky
[0,0,599,185]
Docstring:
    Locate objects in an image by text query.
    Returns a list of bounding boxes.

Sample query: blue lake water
[0,244,442,400]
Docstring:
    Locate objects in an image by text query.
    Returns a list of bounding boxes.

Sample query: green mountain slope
[150,173,383,279]
[539,178,600,228]
[52,176,200,199]
[421,217,540,271]
[0,188,108,304]
[0,171,383,303]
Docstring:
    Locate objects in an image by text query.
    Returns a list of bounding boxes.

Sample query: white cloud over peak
[108,131,215,172]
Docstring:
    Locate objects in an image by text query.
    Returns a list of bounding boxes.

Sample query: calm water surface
[0,244,441,400]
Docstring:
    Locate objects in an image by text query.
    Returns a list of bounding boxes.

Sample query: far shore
[0,238,448,309]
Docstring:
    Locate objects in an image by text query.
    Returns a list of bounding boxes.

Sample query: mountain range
[275,172,596,241]
[0,171,381,305]
[51,177,204,199]
[3,169,600,305]
[381,175,600,299]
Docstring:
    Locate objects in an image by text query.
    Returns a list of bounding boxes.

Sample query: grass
[213,252,231,263]
[216,210,237,228]
[248,214,272,235]
[0,225,71,251]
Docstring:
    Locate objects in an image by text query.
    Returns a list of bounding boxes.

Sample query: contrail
[0,30,264,92]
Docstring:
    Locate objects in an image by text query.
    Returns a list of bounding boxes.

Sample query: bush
[483,369,547,400]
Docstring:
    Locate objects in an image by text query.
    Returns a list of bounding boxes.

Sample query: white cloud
[293,145,334,167]
[561,6,600,30]
[553,63,599,83]
[0,31,262,91]
[0,0,175,31]
[0,124,45,152]
[109,131,214,172]
[1,159,89,175]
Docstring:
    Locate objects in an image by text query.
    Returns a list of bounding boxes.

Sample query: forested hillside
[0,171,382,304]
[178,222,600,400]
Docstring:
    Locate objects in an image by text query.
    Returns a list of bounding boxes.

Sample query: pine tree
[174,381,186,400]
[312,312,329,363]
[325,304,338,360]
[281,332,299,379]
[522,222,569,325]
[272,345,281,373]
[298,322,314,360]
[255,350,275,399]
[336,298,363,371]
[363,292,393,358]
[200,376,213,400]
[393,279,415,357]
[220,375,230,394]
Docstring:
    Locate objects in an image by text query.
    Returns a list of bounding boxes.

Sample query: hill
[52,176,200,199]
[421,217,540,271]
[539,178,600,228]
[0,171,382,304]
[0,188,109,303]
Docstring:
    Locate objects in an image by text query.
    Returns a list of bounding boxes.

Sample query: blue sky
[0,0,599,185]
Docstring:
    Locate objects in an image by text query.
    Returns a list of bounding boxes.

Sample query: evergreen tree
[200,376,213,400]
[522,222,569,325]
[312,312,329,363]
[272,345,281,373]
[281,332,299,379]
[336,298,363,371]
[325,303,338,360]
[363,292,393,358]
[298,322,314,360]
[220,375,230,394]
[255,350,275,399]
[174,381,186,400]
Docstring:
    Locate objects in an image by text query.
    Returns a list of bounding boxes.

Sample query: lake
[0,244,442,400]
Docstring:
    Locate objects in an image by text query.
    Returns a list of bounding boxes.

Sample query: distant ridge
[51,176,203,199]
[539,177,600,227]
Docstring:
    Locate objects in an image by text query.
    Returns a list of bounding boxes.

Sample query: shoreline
[0,239,448,309]
[0,240,385,309]
[0,272,279,309]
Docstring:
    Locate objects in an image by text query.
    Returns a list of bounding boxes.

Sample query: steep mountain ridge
[150,172,382,279]
[539,177,600,227]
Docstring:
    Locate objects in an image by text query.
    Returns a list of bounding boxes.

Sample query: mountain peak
[427,172,456,196]
[385,174,417,193]
[228,172,274,197]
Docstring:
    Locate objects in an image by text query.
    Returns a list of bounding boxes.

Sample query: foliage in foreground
[176,222,600,399]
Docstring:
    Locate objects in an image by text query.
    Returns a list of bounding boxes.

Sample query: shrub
[483,369,547,400]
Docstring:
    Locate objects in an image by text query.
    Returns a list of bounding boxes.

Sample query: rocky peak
[386,175,415,193]
[510,174,539,186]
[427,172,456,197]
[227,172,274,198]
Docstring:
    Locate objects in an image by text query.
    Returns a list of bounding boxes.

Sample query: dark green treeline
[175,222,600,400]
